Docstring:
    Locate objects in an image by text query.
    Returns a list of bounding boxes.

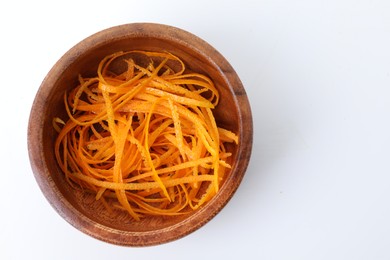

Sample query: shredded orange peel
[54,50,238,220]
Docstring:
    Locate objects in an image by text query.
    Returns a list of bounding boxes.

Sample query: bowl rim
[27,22,253,246]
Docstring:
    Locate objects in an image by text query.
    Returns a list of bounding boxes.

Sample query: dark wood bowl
[28,23,252,246]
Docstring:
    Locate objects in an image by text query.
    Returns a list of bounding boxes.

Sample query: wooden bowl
[28,23,252,246]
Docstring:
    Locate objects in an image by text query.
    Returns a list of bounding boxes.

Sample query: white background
[1,0,390,259]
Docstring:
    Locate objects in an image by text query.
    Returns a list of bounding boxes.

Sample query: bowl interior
[28,23,252,246]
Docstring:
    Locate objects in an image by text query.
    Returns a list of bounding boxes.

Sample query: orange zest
[54,51,238,220]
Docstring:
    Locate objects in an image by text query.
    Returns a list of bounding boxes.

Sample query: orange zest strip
[54,50,238,220]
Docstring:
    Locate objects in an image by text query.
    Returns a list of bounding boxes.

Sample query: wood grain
[28,23,253,246]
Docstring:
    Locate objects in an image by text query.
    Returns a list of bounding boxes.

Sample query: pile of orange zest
[54,50,238,220]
